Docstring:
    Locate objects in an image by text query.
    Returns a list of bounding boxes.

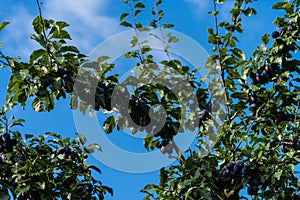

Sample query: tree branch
[35,0,53,68]
[212,0,230,121]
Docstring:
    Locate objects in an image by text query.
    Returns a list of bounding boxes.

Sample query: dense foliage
[0,0,299,199]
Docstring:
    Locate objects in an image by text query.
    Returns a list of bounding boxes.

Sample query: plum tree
[0,0,299,199]
[0,114,112,199]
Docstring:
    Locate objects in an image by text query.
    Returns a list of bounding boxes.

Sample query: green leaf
[262,34,270,45]
[207,27,214,34]
[242,7,257,16]
[0,21,9,32]
[120,13,129,21]
[232,48,245,60]
[272,2,287,10]
[32,16,44,34]
[60,45,80,53]
[134,10,142,17]
[88,165,102,174]
[143,136,155,151]
[141,45,152,54]
[135,22,142,28]
[101,185,114,196]
[97,56,111,63]
[76,132,87,145]
[274,170,283,180]
[35,182,46,190]
[130,36,138,47]
[103,116,116,134]
[29,49,46,64]
[208,34,217,44]
[9,118,25,128]
[30,33,46,47]
[120,21,132,27]
[32,97,46,112]
[15,185,30,197]
[208,11,219,16]
[134,2,145,8]
[54,56,65,65]
[163,24,174,29]
[85,143,102,153]
[0,190,10,200]
[168,36,179,43]
[159,167,168,185]
[50,29,71,39]
[16,69,29,81]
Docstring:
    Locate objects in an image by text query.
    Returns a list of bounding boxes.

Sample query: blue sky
[0,0,291,199]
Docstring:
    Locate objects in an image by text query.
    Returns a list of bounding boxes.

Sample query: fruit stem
[171,139,185,164]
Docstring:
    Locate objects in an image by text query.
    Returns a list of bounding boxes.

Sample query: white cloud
[43,0,121,54]
[185,0,234,21]
[0,5,38,59]
[185,0,210,16]
[0,0,121,59]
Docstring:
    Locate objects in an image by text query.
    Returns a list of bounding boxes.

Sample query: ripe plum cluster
[222,160,262,196]
[156,139,173,154]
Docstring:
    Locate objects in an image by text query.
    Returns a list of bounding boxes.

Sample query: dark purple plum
[272,31,280,38]
[247,185,259,195]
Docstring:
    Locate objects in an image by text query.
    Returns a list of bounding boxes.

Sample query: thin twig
[212,0,230,121]
[0,51,11,67]
[35,0,53,68]
[152,0,171,61]
[128,0,145,64]
[171,139,185,164]
[295,99,300,137]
